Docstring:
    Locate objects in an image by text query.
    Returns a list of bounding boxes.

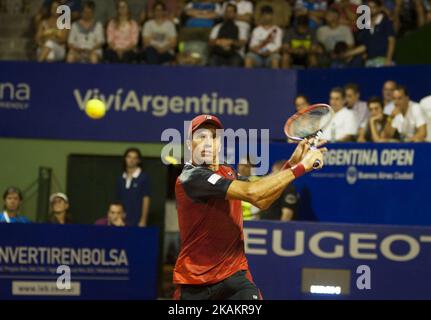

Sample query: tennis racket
[284,103,334,169]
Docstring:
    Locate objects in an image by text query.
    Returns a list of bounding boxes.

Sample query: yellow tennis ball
[85,99,106,119]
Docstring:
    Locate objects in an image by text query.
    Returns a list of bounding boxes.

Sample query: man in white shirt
[382,80,397,115]
[244,5,282,69]
[316,9,354,52]
[383,86,427,142]
[344,83,369,130]
[321,87,358,142]
[419,95,431,142]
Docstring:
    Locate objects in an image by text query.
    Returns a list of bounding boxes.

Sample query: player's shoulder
[178,162,213,185]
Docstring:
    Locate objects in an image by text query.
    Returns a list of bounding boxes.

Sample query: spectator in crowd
[420,94,431,142]
[331,0,359,32]
[282,15,318,68]
[146,0,182,23]
[183,0,222,28]
[330,41,363,68]
[222,0,253,36]
[394,0,425,36]
[104,0,139,63]
[0,187,30,223]
[357,96,391,142]
[342,0,396,67]
[314,41,331,67]
[142,1,177,65]
[208,3,247,67]
[47,192,71,224]
[245,6,282,69]
[35,0,69,62]
[294,0,327,29]
[95,201,126,226]
[316,9,354,53]
[255,0,291,28]
[383,85,427,142]
[344,83,369,129]
[294,94,310,111]
[321,87,358,142]
[35,0,81,28]
[382,80,397,115]
[66,1,105,64]
[117,148,151,227]
[258,160,298,221]
[424,0,431,23]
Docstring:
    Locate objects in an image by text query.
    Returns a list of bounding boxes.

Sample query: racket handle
[313,159,321,169]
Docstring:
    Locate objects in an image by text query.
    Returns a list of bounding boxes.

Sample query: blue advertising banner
[0,224,159,300]
[0,61,296,142]
[269,143,431,226]
[1,61,431,143]
[245,220,431,299]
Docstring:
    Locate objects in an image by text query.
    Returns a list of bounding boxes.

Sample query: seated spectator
[208,3,247,67]
[394,0,425,36]
[35,0,81,28]
[95,201,126,226]
[382,80,397,115]
[183,0,222,28]
[330,41,363,68]
[344,83,369,129]
[35,0,69,62]
[258,160,298,221]
[222,0,253,36]
[294,0,327,29]
[317,9,354,53]
[47,193,71,224]
[383,86,427,142]
[314,41,331,67]
[142,2,177,65]
[245,6,282,69]
[321,87,358,142]
[0,187,30,223]
[255,0,291,28]
[104,0,139,63]
[237,157,260,220]
[331,0,359,32]
[66,1,105,64]
[357,97,391,142]
[146,0,182,23]
[424,0,431,23]
[420,94,431,142]
[282,15,318,68]
[343,0,396,67]
[295,94,310,111]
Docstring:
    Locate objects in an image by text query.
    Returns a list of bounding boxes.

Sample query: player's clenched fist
[300,148,326,172]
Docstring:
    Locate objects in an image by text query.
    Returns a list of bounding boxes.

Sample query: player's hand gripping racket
[284,103,334,169]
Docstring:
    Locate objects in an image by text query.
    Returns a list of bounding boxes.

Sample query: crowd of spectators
[295,80,431,142]
[32,0,431,68]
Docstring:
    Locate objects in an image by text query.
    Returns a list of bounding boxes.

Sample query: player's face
[238,163,251,176]
[383,81,396,102]
[125,151,140,169]
[329,92,345,111]
[51,198,69,213]
[191,125,221,166]
[295,97,308,111]
[108,205,125,226]
[5,193,21,212]
[345,89,359,107]
[393,90,409,110]
[368,102,383,117]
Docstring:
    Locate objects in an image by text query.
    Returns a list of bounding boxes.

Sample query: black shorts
[179,270,260,300]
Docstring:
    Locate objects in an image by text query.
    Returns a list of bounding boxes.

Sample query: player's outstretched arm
[226,148,324,210]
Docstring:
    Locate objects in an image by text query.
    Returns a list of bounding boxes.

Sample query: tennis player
[173,114,326,300]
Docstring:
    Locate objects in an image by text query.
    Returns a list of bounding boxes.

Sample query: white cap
[50,192,69,203]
